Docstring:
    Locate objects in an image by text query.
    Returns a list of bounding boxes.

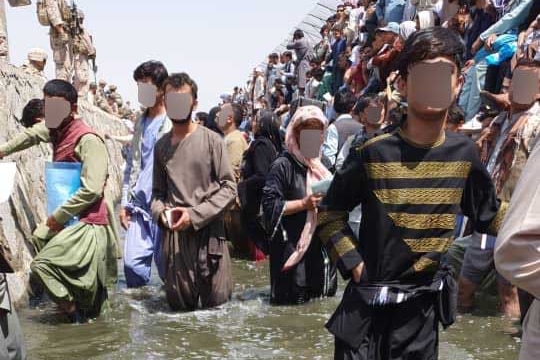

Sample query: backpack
[36,0,50,26]
[36,0,72,27]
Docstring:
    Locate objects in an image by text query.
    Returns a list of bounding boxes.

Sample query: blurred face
[295,119,325,159]
[401,57,462,120]
[333,30,342,40]
[509,65,540,110]
[164,84,198,124]
[137,76,162,108]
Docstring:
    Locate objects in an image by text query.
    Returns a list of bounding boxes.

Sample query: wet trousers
[123,211,164,288]
[162,224,232,311]
[332,291,439,360]
[0,309,26,360]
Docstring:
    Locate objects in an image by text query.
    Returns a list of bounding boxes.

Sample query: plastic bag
[45,162,81,226]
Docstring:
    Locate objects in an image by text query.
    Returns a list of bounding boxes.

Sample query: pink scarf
[282,106,332,272]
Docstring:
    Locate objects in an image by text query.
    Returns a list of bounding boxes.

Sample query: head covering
[417,11,435,30]
[77,9,84,20]
[256,110,283,154]
[109,85,117,91]
[99,79,107,86]
[27,48,48,62]
[399,21,417,41]
[377,22,400,35]
[282,105,332,272]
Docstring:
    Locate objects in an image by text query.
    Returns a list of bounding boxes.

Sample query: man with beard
[151,73,236,311]
[318,28,508,359]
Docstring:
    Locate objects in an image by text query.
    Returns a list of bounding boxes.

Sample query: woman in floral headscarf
[262,106,337,305]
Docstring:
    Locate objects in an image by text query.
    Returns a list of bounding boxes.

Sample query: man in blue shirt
[121,61,171,287]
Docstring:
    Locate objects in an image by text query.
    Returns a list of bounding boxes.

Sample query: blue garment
[465,9,496,60]
[375,0,406,25]
[331,39,347,68]
[132,115,166,209]
[124,114,167,287]
[479,0,533,41]
[123,211,163,287]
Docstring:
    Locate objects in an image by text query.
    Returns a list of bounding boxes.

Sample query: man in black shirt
[320,28,507,360]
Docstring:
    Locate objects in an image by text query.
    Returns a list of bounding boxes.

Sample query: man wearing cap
[72,9,96,98]
[22,48,48,80]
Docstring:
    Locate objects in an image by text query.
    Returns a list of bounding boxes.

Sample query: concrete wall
[0,64,127,306]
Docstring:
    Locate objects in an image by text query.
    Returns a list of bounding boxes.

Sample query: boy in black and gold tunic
[320,28,508,360]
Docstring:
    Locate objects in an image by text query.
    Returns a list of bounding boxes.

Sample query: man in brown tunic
[151,73,236,311]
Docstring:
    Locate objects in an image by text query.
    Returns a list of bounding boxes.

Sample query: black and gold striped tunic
[319,128,507,283]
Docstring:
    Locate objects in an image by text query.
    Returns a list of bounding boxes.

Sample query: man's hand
[352,262,364,284]
[171,207,192,232]
[302,194,323,211]
[46,216,64,233]
[462,59,475,73]
[119,207,131,230]
[485,34,498,51]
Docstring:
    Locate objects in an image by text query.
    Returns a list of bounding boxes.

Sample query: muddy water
[19,260,520,359]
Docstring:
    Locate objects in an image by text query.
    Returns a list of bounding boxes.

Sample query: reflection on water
[19,260,520,359]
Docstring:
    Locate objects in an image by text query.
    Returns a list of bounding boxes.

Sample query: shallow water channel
[19,259,520,359]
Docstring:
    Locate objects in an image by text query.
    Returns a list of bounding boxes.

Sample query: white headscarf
[399,21,417,41]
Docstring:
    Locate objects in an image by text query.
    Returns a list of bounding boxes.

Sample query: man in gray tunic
[286,29,313,96]
[151,73,236,311]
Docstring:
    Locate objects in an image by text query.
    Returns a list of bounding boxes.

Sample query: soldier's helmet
[77,9,85,21]
[109,85,118,92]
[28,48,48,62]
[99,79,107,87]
[89,82,97,89]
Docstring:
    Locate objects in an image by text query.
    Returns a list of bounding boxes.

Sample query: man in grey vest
[322,89,362,172]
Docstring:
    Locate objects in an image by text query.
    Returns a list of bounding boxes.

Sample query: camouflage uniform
[45,0,72,80]
[72,10,96,97]
[0,28,7,64]
[21,48,48,80]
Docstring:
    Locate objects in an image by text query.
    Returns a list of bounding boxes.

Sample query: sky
[5,0,317,112]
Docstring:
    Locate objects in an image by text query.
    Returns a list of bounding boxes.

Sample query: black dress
[239,137,278,254]
[262,152,337,305]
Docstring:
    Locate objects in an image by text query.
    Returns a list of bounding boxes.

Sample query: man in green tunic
[0,80,116,321]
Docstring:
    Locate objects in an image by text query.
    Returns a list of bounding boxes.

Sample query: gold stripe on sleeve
[404,238,452,253]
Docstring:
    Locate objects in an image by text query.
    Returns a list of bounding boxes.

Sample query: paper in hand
[311,177,333,195]
[0,162,16,204]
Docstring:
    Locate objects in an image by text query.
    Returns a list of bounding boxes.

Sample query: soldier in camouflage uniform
[21,48,48,80]
[72,9,96,97]
[0,28,7,64]
[45,0,72,80]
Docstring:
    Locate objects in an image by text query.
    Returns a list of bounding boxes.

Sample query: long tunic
[319,129,507,357]
[151,125,236,310]
[262,152,337,305]
[0,123,117,315]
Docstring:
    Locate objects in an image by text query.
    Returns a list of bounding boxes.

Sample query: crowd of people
[0,0,539,359]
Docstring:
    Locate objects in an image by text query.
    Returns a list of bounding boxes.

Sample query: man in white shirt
[321,89,362,172]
